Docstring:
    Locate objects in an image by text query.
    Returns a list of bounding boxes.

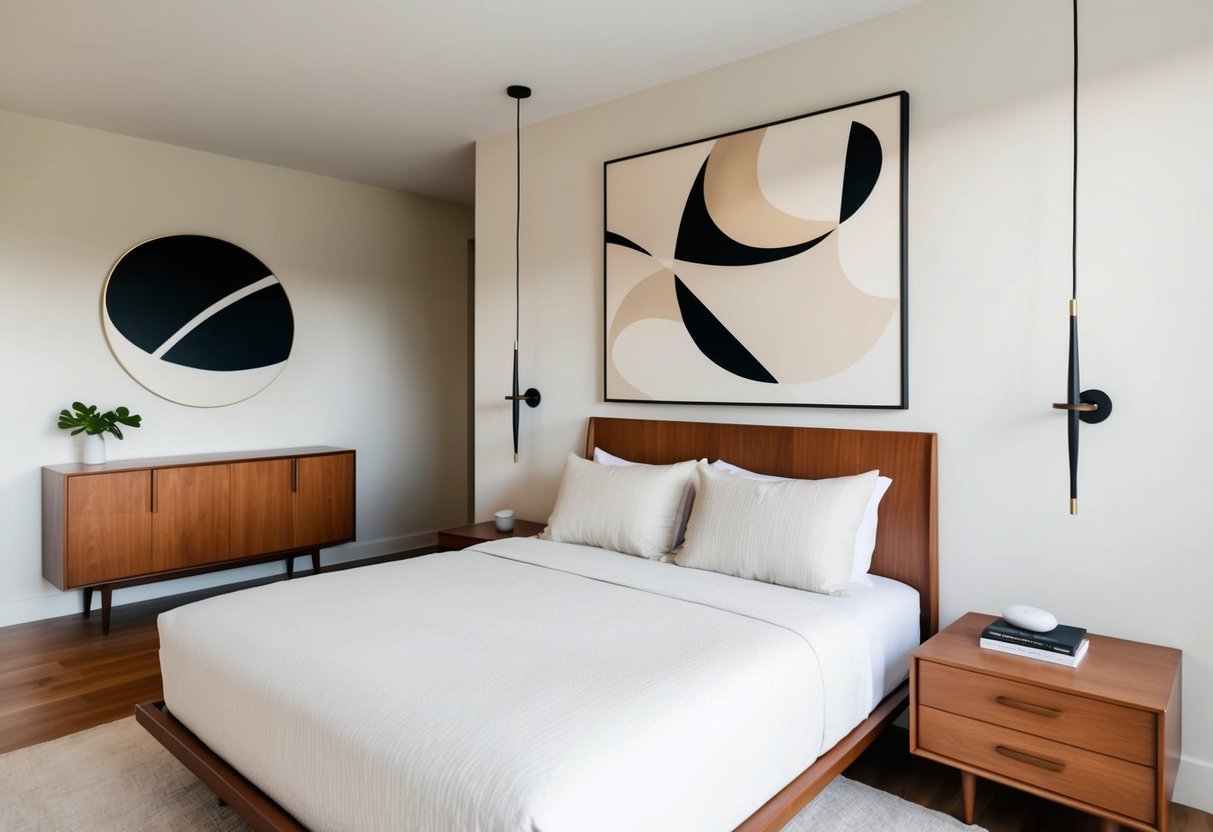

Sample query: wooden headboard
[586,417,938,637]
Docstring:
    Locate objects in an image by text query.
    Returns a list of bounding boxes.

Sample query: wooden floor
[2,570,1210,832]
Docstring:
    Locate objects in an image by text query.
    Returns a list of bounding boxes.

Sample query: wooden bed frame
[137,416,938,832]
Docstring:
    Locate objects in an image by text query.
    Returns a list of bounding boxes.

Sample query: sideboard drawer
[917,705,1155,824]
[918,661,1155,765]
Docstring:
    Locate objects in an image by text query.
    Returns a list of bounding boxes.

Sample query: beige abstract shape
[607,265,681,400]
[703,130,836,249]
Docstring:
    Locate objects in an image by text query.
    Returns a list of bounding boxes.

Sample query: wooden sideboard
[42,447,355,633]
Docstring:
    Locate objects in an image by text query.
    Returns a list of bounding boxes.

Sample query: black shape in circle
[106,235,293,372]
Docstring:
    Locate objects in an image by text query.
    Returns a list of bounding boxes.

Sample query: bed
[137,417,938,832]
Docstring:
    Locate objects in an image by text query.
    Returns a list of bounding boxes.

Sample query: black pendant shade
[503,84,541,463]
[1051,0,1111,514]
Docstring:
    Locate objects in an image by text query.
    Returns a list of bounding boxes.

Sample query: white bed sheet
[158,537,917,832]
[838,575,922,705]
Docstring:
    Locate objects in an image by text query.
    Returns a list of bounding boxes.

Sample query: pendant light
[1051,0,1111,514]
[503,84,541,463]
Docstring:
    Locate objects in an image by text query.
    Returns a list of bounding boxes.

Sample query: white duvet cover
[159,538,887,832]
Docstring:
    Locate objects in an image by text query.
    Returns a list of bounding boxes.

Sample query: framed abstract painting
[604,91,907,408]
[103,235,294,407]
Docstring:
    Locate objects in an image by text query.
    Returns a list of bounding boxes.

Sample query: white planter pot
[83,433,106,465]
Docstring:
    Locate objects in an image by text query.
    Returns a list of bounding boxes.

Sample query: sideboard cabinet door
[230,459,295,558]
[152,465,232,571]
[295,453,355,546]
[66,472,152,587]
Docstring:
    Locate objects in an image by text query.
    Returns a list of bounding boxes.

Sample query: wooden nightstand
[910,612,1181,832]
[436,519,545,550]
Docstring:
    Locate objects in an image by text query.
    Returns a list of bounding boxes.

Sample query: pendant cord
[1072,0,1078,301]
[515,94,521,344]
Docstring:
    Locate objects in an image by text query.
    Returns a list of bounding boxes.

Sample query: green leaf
[58,402,142,438]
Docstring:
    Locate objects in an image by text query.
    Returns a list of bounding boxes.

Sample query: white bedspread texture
[159,538,876,832]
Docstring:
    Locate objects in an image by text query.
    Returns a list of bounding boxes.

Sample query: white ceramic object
[494,509,515,533]
[82,433,106,465]
[1002,604,1058,633]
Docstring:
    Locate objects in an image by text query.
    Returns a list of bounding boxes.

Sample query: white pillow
[710,459,892,584]
[541,453,699,558]
[676,464,879,596]
[593,447,698,546]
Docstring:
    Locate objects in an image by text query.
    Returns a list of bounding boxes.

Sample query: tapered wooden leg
[960,770,976,824]
[101,586,113,635]
[83,586,94,617]
[286,556,294,579]
[310,550,321,574]
[1100,820,1119,832]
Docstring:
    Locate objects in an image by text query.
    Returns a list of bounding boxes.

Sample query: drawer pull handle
[995,745,1066,772]
[996,696,1061,718]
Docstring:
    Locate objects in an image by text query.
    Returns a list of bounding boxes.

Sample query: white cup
[494,509,515,533]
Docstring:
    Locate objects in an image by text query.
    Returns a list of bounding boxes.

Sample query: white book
[980,637,1089,667]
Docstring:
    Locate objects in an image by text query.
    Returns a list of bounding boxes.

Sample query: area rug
[0,717,984,831]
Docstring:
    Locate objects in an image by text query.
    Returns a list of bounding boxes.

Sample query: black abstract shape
[605,231,651,256]
[106,236,275,354]
[162,283,294,371]
[674,158,832,267]
[107,235,293,372]
[674,276,776,383]
[839,121,883,223]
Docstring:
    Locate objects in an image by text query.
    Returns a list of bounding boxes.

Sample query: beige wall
[475,0,1213,810]
[0,108,472,625]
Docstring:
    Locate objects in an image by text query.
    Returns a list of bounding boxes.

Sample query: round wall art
[102,235,294,407]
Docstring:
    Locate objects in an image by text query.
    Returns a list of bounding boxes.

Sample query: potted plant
[57,402,142,464]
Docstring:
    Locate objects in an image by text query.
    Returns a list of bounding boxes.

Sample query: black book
[981,618,1087,655]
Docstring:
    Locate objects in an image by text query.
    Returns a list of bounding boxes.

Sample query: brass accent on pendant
[1070,498,1077,516]
[1069,299,1078,316]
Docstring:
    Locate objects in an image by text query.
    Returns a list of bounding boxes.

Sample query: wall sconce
[1051,0,1112,515]
[503,84,541,463]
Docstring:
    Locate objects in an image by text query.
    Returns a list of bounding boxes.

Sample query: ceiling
[0,0,923,204]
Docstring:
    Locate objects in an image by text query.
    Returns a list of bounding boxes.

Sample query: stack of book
[979,617,1089,666]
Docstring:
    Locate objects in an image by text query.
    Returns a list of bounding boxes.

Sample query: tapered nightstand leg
[960,770,976,824]
[1100,820,1119,832]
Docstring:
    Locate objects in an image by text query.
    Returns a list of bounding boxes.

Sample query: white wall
[475,0,1213,811]
[0,108,472,626]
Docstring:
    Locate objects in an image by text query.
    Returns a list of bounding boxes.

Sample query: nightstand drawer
[918,705,1155,824]
[918,661,1155,765]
